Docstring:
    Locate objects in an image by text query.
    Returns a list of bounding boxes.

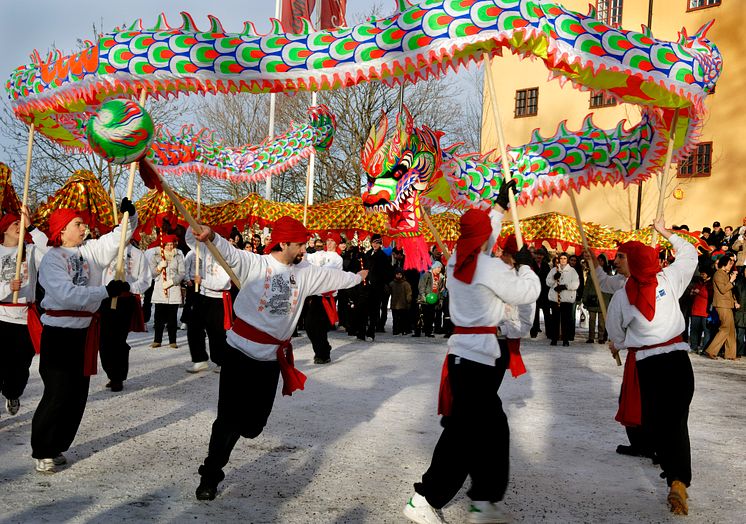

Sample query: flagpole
[12,123,34,304]
[265,0,282,200]
[303,2,321,226]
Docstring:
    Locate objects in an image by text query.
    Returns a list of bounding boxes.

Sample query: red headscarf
[0,213,19,237]
[500,234,518,256]
[618,241,660,321]
[454,209,492,284]
[48,209,83,244]
[269,216,309,250]
[161,234,178,244]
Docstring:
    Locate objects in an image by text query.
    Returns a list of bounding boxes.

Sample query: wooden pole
[12,123,35,303]
[651,111,679,247]
[569,189,622,366]
[144,159,241,289]
[195,173,201,293]
[421,207,451,261]
[108,163,119,224]
[482,52,523,248]
[303,91,318,226]
[111,89,147,309]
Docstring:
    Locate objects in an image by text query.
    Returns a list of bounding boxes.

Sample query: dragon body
[148,104,336,180]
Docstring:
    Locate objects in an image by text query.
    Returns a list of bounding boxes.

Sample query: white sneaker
[180,323,187,330]
[35,458,57,474]
[213,366,221,374]
[6,398,20,415]
[468,501,511,523]
[53,453,67,466]
[187,361,210,374]
[403,493,445,524]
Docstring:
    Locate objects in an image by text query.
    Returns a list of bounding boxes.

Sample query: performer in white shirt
[404,181,540,524]
[605,218,697,515]
[0,207,48,417]
[303,233,344,364]
[148,234,185,348]
[184,230,233,373]
[99,239,150,392]
[31,201,136,473]
[190,216,367,501]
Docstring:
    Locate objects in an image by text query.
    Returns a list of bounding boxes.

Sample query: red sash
[128,293,146,333]
[615,335,683,427]
[0,302,42,353]
[44,309,101,377]
[438,326,499,416]
[505,338,527,378]
[222,291,234,330]
[231,316,306,396]
[321,292,338,325]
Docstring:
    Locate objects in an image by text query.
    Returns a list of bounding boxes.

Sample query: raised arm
[189,225,259,284]
[81,212,137,270]
[656,218,698,298]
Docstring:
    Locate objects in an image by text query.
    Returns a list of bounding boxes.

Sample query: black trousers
[153,303,179,344]
[31,326,90,459]
[187,295,228,365]
[377,287,390,331]
[0,320,36,400]
[198,345,280,485]
[415,350,510,509]
[415,304,436,336]
[531,301,552,337]
[366,290,382,338]
[337,289,351,331]
[637,350,695,486]
[304,296,331,360]
[99,296,135,383]
[549,302,573,343]
[392,309,409,335]
[142,280,154,323]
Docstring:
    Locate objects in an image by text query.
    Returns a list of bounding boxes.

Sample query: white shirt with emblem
[0,229,49,324]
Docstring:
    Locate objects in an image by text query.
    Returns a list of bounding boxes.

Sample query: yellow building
[481,0,744,232]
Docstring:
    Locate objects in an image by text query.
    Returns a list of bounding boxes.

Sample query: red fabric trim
[321,292,338,325]
[222,291,234,330]
[506,338,526,378]
[44,309,100,377]
[129,293,146,333]
[231,316,306,396]
[615,335,683,427]
[453,326,497,335]
[437,353,452,417]
[27,303,42,354]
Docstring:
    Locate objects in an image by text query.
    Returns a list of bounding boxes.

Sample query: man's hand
[194,275,202,286]
[194,225,215,243]
[555,284,567,293]
[730,271,737,283]
[609,340,620,359]
[652,216,671,240]
[583,249,599,269]
[514,246,534,268]
[554,272,562,280]
[20,205,32,231]
[119,197,136,216]
[106,280,130,297]
[358,269,369,281]
[157,260,167,271]
[495,179,517,211]
[9,279,22,292]
[163,279,174,290]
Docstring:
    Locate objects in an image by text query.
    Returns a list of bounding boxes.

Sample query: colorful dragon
[5,1,722,268]
[148,104,336,181]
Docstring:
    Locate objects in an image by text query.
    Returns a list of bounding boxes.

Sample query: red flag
[138,159,163,191]
[320,0,347,30]
[281,0,316,34]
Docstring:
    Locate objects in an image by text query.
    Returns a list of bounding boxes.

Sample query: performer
[606,218,698,515]
[587,251,655,461]
[304,233,344,364]
[184,230,233,373]
[404,181,540,524]
[149,234,185,348]
[31,201,136,473]
[191,216,367,501]
[0,207,47,417]
[99,239,150,392]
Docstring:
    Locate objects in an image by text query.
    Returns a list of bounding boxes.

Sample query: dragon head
[360,106,443,236]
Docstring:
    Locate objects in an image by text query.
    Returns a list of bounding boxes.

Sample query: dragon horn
[241,21,260,37]
[147,13,170,31]
[179,12,199,32]
[395,0,414,12]
[693,20,715,40]
[361,112,389,168]
[208,15,225,34]
[677,26,689,46]
[397,105,414,144]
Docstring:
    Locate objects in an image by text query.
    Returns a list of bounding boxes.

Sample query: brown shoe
[668,480,688,515]
[704,352,718,360]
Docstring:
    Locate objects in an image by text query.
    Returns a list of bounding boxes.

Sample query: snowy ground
[1,319,744,524]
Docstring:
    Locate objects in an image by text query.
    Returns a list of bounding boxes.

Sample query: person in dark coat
[530,246,552,338]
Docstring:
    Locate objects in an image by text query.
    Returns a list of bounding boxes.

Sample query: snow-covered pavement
[1,324,744,523]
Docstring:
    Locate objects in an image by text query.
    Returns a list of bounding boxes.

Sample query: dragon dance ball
[425,292,439,305]
[87,99,154,164]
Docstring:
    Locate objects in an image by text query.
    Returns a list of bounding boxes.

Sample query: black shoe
[616,444,654,458]
[562,341,570,347]
[586,339,595,344]
[412,333,421,338]
[105,381,112,389]
[425,334,435,338]
[109,381,123,392]
[313,357,331,364]
[347,331,358,337]
[550,340,557,346]
[530,332,538,339]
[357,336,366,341]
[195,480,217,501]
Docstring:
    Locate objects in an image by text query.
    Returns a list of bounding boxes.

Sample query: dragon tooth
[208,15,225,34]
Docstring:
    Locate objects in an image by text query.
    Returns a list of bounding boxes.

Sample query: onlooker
[703,254,738,360]
[688,271,710,353]
[733,267,746,358]
[708,221,724,248]
[568,254,584,341]
[722,226,736,248]
[530,246,552,339]
[414,261,446,338]
[546,253,579,347]
[389,268,412,335]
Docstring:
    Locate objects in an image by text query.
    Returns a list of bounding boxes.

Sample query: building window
[589,92,617,109]
[597,0,623,28]
[677,142,712,177]
[514,88,539,118]
[687,0,721,12]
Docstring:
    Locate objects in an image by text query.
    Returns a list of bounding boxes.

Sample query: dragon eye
[392,164,407,179]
